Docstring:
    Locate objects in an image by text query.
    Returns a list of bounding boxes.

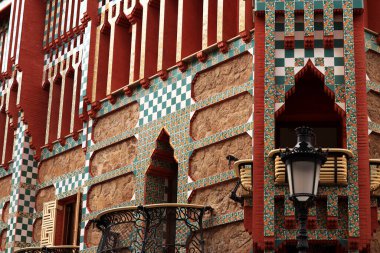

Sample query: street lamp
[280,126,327,253]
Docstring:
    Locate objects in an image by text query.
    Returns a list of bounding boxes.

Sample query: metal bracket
[230,179,244,206]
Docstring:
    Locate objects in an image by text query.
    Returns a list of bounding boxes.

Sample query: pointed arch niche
[144,129,178,249]
[145,129,178,205]
[275,60,346,148]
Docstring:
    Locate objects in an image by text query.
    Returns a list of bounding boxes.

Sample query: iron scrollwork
[94,208,147,253]
[94,204,212,253]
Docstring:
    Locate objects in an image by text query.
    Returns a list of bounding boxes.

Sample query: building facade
[0,0,379,252]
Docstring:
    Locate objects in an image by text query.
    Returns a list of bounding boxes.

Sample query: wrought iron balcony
[15,246,79,253]
[93,203,212,253]
[269,148,353,185]
[370,159,380,192]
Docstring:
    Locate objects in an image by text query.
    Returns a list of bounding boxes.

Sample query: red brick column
[354,11,371,250]
[253,13,265,251]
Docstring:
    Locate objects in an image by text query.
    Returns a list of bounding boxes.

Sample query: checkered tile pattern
[79,220,89,250]
[82,186,89,215]
[274,14,345,97]
[43,35,84,70]
[17,188,36,214]
[255,0,363,11]
[6,115,39,249]
[14,217,34,243]
[138,76,192,126]
[6,216,17,250]
[79,25,91,116]
[55,172,89,195]
[86,119,94,149]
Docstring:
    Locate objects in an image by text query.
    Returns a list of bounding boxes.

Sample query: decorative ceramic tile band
[203,210,244,229]
[191,124,252,152]
[343,0,360,237]
[369,121,380,134]
[365,31,380,53]
[36,167,86,190]
[185,170,237,192]
[81,200,137,222]
[83,164,134,188]
[86,129,137,153]
[367,80,380,93]
[255,0,363,11]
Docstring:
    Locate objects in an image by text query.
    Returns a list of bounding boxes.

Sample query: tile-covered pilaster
[6,114,38,252]
[263,2,276,248]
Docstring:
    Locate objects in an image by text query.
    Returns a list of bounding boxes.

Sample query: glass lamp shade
[281,126,327,203]
[286,157,322,202]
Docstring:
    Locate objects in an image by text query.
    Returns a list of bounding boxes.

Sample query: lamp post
[280,126,327,253]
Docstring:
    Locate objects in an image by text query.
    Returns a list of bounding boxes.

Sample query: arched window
[275,60,346,148]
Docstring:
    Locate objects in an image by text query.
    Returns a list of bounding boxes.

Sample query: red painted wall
[17,0,48,157]
[364,0,380,33]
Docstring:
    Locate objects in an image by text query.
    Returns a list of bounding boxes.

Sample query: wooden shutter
[41,200,58,246]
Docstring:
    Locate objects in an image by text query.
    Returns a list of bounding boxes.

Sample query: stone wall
[2,201,9,223]
[85,222,102,248]
[202,222,252,253]
[368,90,380,124]
[38,147,85,183]
[190,92,253,140]
[91,137,138,176]
[367,89,380,159]
[33,218,42,242]
[189,180,241,216]
[367,50,380,83]
[188,51,253,252]
[0,175,11,199]
[372,227,380,253]
[192,53,253,101]
[0,230,5,251]
[369,50,380,252]
[369,133,380,159]
[87,173,135,212]
[189,133,252,180]
[93,102,139,142]
[35,186,56,212]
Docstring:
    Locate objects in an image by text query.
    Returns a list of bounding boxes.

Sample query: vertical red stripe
[0,112,5,165]
[74,66,82,131]
[51,0,58,43]
[353,11,371,249]
[0,28,6,68]
[62,0,68,35]
[253,13,265,250]
[76,0,81,29]
[57,0,64,38]
[61,58,74,138]
[46,0,52,47]
[69,0,74,31]
[6,0,16,72]
[80,0,97,104]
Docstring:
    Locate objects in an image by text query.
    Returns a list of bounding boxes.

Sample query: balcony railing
[93,203,212,253]
[15,246,79,253]
[268,148,353,185]
[370,159,380,192]
[233,159,253,197]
